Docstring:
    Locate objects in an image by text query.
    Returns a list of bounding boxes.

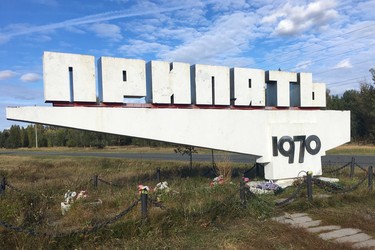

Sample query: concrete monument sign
[6,51,350,180]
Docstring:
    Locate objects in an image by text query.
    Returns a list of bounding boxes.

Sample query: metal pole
[240,178,246,207]
[35,124,38,148]
[368,166,373,192]
[306,171,313,201]
[93,175,98,188]
[0,177,5,194]
[350,157,355,178]
[141,191,148,220]
[156,168,161,183]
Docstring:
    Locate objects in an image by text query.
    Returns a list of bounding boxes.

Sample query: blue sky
[0,0,374,130]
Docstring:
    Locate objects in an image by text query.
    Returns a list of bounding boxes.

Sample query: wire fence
[274,182,307,207]
[0,198,141,237]
[0,157,374,237]
[312,174,369,194]
[323,157,370,177]
[270,165,374,207]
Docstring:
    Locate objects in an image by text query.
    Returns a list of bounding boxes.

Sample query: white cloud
[160,12,257,64]
[65,26,86,34]
[20,73,42,82]
[0,84,43,101]
[154,27,201,43]
[260,2,286,24]
[0,70,16,80]
[0,2,208,42]
[0,34,10,44]
[88,23,122,41]
[334,58,352,69]
[261,0,338,36]
[211,0,251,11]
[118,40,170,56]
[294,60,313,71]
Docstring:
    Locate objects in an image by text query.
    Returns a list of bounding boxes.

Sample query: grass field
[1,142,374,155]
[327,143,375,155]
[0,153,374,249]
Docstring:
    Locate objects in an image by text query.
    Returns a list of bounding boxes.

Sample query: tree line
[327,68,375,143]
[1,69,374,148]
[0,125,173,149]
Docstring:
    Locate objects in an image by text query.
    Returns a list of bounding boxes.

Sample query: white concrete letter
[232,68,265,106]
[147,61,191,104]
[43,51,96,102]
[298,73,326,107]
[192,64,230,105]
[266,71,297,107]
[98,56,146,103]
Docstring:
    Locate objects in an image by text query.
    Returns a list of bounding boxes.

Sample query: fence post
[350,157,355,178]
[306,171,313,201]
[240,178,246,207]
[368,166,373,192]
[93,175,98,189]
[141,190,148,220]
[156,168,161,183]
[0,177,6,194]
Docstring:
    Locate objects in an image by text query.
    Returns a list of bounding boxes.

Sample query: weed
[215,154,233,182]
[0,153,373,249]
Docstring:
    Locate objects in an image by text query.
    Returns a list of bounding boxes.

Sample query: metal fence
[0,157,374,237]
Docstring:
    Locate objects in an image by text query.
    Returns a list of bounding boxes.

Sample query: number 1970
[272,135,321,163]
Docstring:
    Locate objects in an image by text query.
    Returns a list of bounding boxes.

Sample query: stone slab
[272,214,312,224]
[314,194,332,198]
[286,216,313,224]
[334,233,372,244]
[286,213,308,218]
[275,198,294,204]
[353,239,375,249]
[272,215,313,225]
[272,216,288,222]
[291,220,321,228]
[319,228,362,240]
[307,225,341,233]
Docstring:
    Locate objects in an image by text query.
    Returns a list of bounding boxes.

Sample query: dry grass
[0,146,239,156]
[327,143,375,155]
[215,154,233,182]
[0,153,373,249]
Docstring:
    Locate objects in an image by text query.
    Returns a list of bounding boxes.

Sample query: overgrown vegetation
[327,144,375,155]
[326,68,375,143]
[0,154,373,249]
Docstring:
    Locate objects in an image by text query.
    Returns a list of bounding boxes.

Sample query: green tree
[1,130,9,148]
[21,127,29,147]
[358,81,375,143]
[0,131,3,148]
[174,145,197,170]
[6,125,22,148]
[326,89,344,110]
[326,68,375,143]
[342,89,362,140]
